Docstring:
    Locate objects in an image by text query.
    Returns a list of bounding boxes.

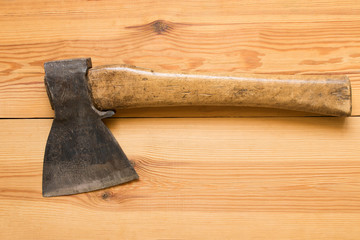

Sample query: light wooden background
[1,1,360,239]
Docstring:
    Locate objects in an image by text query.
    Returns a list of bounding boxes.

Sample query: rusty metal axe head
[42,58,138,197]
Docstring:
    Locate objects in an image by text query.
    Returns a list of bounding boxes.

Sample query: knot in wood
[101,191,113,200]
[152,20,171,34]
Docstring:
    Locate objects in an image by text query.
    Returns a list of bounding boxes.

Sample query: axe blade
[42,58,138,197]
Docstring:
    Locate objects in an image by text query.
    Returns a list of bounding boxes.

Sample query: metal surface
[43,58,138,197]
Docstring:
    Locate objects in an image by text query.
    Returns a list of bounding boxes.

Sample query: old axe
[43,58,351,197]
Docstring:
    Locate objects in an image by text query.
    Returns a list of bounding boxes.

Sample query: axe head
[43,58,138,197]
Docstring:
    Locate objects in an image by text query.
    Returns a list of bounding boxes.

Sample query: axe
[43,58,352,197]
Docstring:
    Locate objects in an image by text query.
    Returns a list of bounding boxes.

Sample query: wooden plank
[0,117,360,239]
[1,1,360,239]
[1,1,360,117]
[1,0,360,30]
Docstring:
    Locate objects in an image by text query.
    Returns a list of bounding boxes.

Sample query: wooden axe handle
[87,65,351,116]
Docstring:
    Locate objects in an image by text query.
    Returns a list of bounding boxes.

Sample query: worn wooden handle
[87,65,351,116]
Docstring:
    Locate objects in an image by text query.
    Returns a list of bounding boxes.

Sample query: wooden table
[1,1,360,239]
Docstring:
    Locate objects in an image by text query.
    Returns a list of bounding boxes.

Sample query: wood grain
[1,0,360,117]
[1,1,360,239]
[0,118,360,239]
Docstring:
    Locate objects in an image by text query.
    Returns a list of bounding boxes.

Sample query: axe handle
[87,65,351,116]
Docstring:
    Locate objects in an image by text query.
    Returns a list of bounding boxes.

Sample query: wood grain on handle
[88,65,352,116]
